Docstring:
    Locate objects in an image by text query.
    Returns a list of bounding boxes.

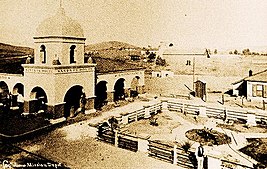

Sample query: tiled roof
[93,57,144,73]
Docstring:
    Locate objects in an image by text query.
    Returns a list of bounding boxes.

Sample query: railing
[118,133,138,152]
[167,100,267,123]
[148,140,174,163]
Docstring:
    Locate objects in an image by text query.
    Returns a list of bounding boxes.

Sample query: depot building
[0,7,145,120]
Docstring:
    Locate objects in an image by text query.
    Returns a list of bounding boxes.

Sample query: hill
[0,43,34,58]
[85,41,143,59]
[85,41,141,51]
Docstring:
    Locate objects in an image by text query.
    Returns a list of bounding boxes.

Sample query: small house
[232,70,267,101]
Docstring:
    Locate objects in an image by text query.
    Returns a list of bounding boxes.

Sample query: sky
[1,0,267,50]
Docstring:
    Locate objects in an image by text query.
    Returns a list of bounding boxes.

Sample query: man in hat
[195,143,205,169]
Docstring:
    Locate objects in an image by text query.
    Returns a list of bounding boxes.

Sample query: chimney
[249,70,253,76]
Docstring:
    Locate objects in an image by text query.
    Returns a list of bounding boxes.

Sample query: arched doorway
[0,81,10,109]
[130,76,140,97]
[64,85,84,117]
[114,78,125,102]
[30,87,48,113]
[13,83,24,96]
[12,83,24,108]
[95,81,107,109]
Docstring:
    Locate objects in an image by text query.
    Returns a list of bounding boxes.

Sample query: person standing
[195,143,205,169]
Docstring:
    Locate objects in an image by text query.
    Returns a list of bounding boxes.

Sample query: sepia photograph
[0,0,267,168]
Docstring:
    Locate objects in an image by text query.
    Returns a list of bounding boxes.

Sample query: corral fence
[166,100,267,124]
[118,133,138,152]
[94,99,263,169]
[148,140,197,168]
[97,124,115,145]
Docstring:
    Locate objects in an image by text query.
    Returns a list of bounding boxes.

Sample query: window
[70,45,76,64]
[40,45,46,63]
[253,84,264,97]
[264,85,267,98]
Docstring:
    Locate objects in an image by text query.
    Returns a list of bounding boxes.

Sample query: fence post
[246,110,256,126]
[138,137,149,153]
[115,130,119,147]
[122,115,128,125]
[182,103,185,114]
[207,155,222,169]
[173,144,177,165]
[199,105,207,117]
[161,100,168,113]
[144,105,151,119]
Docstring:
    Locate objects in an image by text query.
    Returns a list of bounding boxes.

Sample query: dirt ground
[124,112,180,136]
[13,127,181,169]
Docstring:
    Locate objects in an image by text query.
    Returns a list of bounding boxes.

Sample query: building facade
[232,70,267,102]
[0,7,145,119]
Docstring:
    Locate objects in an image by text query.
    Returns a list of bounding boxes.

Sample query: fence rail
[118,136,138,152]
[148,141,174,163]
[167,100,267,123]
[96,99,264,169]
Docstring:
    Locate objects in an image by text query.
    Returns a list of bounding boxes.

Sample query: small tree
[229,51,233,54]
[148,52,156,62]
[214,49,217,54]
[156,56,166,66]
[234,49,238,55]
[242,48,251,55]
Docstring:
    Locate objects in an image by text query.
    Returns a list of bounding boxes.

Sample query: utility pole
[192,57,195,91]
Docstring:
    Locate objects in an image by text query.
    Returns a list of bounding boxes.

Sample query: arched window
[40,45,46,63]
[70,45,76,64]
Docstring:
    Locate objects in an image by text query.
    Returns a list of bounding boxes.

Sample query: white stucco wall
[34,37,85,65]
[96,70,145,92]
[0,73,24,93]
[22,64,95,105]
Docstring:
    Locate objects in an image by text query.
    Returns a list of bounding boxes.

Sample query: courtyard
[2,97,266,168]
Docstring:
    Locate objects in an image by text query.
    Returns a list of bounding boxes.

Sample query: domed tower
[34,7,85,65]
[22,7,96,119]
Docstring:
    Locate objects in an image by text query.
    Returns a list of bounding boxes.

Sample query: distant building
[232,69,267,101]
[151,70,174,78]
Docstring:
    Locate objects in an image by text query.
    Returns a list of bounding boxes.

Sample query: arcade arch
[63,85,85,117]
[13,83,24,96]
[0,81,10,105]
[95,81,108,109]
[114,78,125,102]
[30,86,48,113]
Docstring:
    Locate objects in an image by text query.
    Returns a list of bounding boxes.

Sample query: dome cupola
[35,7,84,38]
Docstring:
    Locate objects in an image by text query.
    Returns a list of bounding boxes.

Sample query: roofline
[33,36,86,40]
[232,69,267,85]
[246,80,267,83]
[96,68,145,74]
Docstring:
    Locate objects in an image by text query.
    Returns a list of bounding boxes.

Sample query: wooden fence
[176,147,197,169]
[148,140,174,163]
[166,100,267,123]
[97,125,115,145]
[148,140,198,168]
[118,133,138,152]
[96,99,263,169]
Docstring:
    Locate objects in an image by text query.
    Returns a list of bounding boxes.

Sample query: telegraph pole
[192,57,195,91]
